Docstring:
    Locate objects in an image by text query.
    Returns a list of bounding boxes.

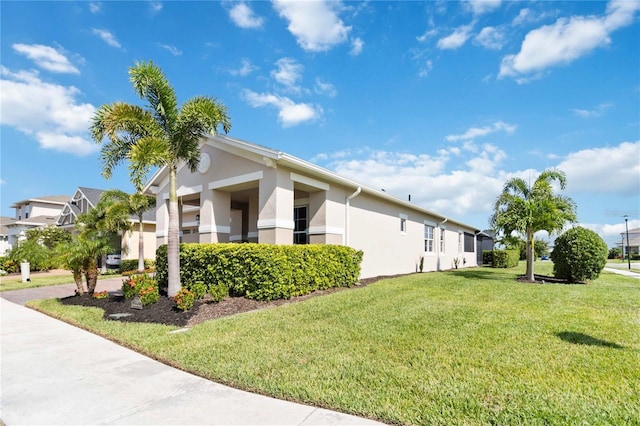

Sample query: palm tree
[56,234,112,295]
[91,60,231,296]
[99,189,155,272]
[490,168,577,281]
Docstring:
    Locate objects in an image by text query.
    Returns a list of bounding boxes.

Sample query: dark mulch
[59,274,401,328]
[516,274,575,284]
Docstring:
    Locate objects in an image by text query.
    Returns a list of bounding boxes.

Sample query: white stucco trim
[162,185,203,200]
[257,219,295,230]
[182,221,199,228]
[199,225,231,234]
[247,231,259,239]
[309,226,344,235]
[156,230,167,238]
[208,171,263,190]
[229,234,243,242]
[290,172,330,191]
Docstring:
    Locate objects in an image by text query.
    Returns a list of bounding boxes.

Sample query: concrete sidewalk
[604,266,640,279]
[1,291,384,425]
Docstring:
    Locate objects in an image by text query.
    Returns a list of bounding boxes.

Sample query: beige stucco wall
[122,223,157,261]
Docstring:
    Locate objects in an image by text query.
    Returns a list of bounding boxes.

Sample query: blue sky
[1,0,639,247]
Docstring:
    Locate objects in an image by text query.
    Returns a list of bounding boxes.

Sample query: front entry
[293,206,308,244]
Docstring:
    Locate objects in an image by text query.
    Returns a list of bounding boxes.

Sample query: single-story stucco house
[143,134,483,279]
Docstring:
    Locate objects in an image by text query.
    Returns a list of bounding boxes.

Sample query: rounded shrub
[551,227,608,283]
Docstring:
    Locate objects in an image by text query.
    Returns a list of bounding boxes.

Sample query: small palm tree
[91,60,231,296]
[56,234,112,295]
[491,168,577,281]
[100,189,155,272]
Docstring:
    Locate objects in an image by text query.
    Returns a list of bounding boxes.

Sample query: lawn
[29,262,640,425]
[0,271,119,292]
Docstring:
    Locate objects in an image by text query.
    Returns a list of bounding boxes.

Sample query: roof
[10,195,70,208]
[0,216,15,235]
[10,215,59,227]
[143,134,480,233]
[76,187,105,207]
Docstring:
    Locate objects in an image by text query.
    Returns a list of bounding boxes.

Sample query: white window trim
[424,223,435,255]
[400,213,408,235]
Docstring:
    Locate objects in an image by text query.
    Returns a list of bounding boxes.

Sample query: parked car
[541,255,549,261]
[106,254,122,268]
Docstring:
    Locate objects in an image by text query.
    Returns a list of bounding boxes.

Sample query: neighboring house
[618,227,640,256]
[57,187,157,262]
[0,216,14,256]
[6,195,69,252]
[143,134,482,279]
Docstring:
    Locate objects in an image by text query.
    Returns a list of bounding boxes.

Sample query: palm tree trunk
[138,214,145,272]
[167,164,181,297]
[526,229,535,281]
[87,263,99,295]
[73,269,86,296]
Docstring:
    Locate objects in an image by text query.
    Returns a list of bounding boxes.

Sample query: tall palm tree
[99,189,155,272]
[490,168,577,281]
[91,60,231,296]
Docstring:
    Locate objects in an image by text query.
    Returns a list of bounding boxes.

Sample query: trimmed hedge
[491,249,519,268]
[156,243,363,301]
[482,250,494,265]
[119,259,155,274]
[551,227,607,283]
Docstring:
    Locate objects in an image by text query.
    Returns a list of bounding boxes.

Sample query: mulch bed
[516,274,575,284]
[59,275,397,328]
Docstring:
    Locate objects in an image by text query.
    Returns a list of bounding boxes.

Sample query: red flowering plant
[121,274,159,306]
[93,290,109,300]
[174,288,195,312]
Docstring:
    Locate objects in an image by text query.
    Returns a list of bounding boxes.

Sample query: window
[440,228,445,253]
[400,214,408,234]
[424,225,434,253]
[293,206,308,244]
[464,232,475,253]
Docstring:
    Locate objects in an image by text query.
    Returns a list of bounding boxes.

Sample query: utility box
[20,262,31,283]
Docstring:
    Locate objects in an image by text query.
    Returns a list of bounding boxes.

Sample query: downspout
[437,217,448,271]
[344,187,361,246]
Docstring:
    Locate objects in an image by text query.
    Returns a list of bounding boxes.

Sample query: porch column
[257,168,294,244]
[155,197,169,248]
[248,194,259,243]
[199,189,230,243]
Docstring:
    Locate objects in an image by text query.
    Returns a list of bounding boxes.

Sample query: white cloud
[228,2,264,29]
[243,90,322,127]
[558,141,640,195]
[500,0,640,79]
[89,2,101,13]
[446,121,516,142]
[314,78,337,97]
[474,26,505,50]
[570,102,612,118]
[466,0,501,16]
[437,24,473,50]
[271,58,304,92]
[159,44,182,56]
[0,67,97,155]
[273,0,351,52]
[12,44,79,74]
[417,29,438,43]
[230,58,258,76]
[149,1,163,15]
[91,28,122,48]
[350,37,364,56]
[418,60,433,78]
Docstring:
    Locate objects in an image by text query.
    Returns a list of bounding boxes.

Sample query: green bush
[156,243,363,301]
[174,288,195,312]
[0,256,18,273]
[188,281,208,300]
[492,249,519,268]
[482,250,494,265]
[119,259,155,274]
[551,227,608,283]
[209,282,229,302]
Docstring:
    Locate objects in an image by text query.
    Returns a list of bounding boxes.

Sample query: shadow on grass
[556,331,625,349]
[446,267,513,281]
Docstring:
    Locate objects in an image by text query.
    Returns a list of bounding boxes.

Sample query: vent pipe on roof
[344,187,362,246]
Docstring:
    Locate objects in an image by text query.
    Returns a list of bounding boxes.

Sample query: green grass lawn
[29,262,640,425]
[0,271,119,292]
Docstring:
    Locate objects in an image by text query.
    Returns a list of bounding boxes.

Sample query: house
[618,227,640,257]
[0,216,14,256]
[57,187,157,262]
[143,134,482,278]
[6,195,69,252]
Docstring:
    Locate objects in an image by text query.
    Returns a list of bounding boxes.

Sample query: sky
[1,0,639,248]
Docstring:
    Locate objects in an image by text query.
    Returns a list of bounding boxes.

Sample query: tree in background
[91,60,231,296]
[99,189,155,272]
[9,226,72,271]
[491,169,577,281]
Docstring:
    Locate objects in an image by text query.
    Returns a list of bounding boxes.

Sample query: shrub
[157,243,363,301]
[174,288,195,311]
[0,256,18,274]
[209,282,229,303]
[492,249,519,268]
[121,274,159,305]
[551,227,608,283]
[119,259,155,274]
[482,250,494,265]
[188,281,208,300]
[93,291,109,300]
